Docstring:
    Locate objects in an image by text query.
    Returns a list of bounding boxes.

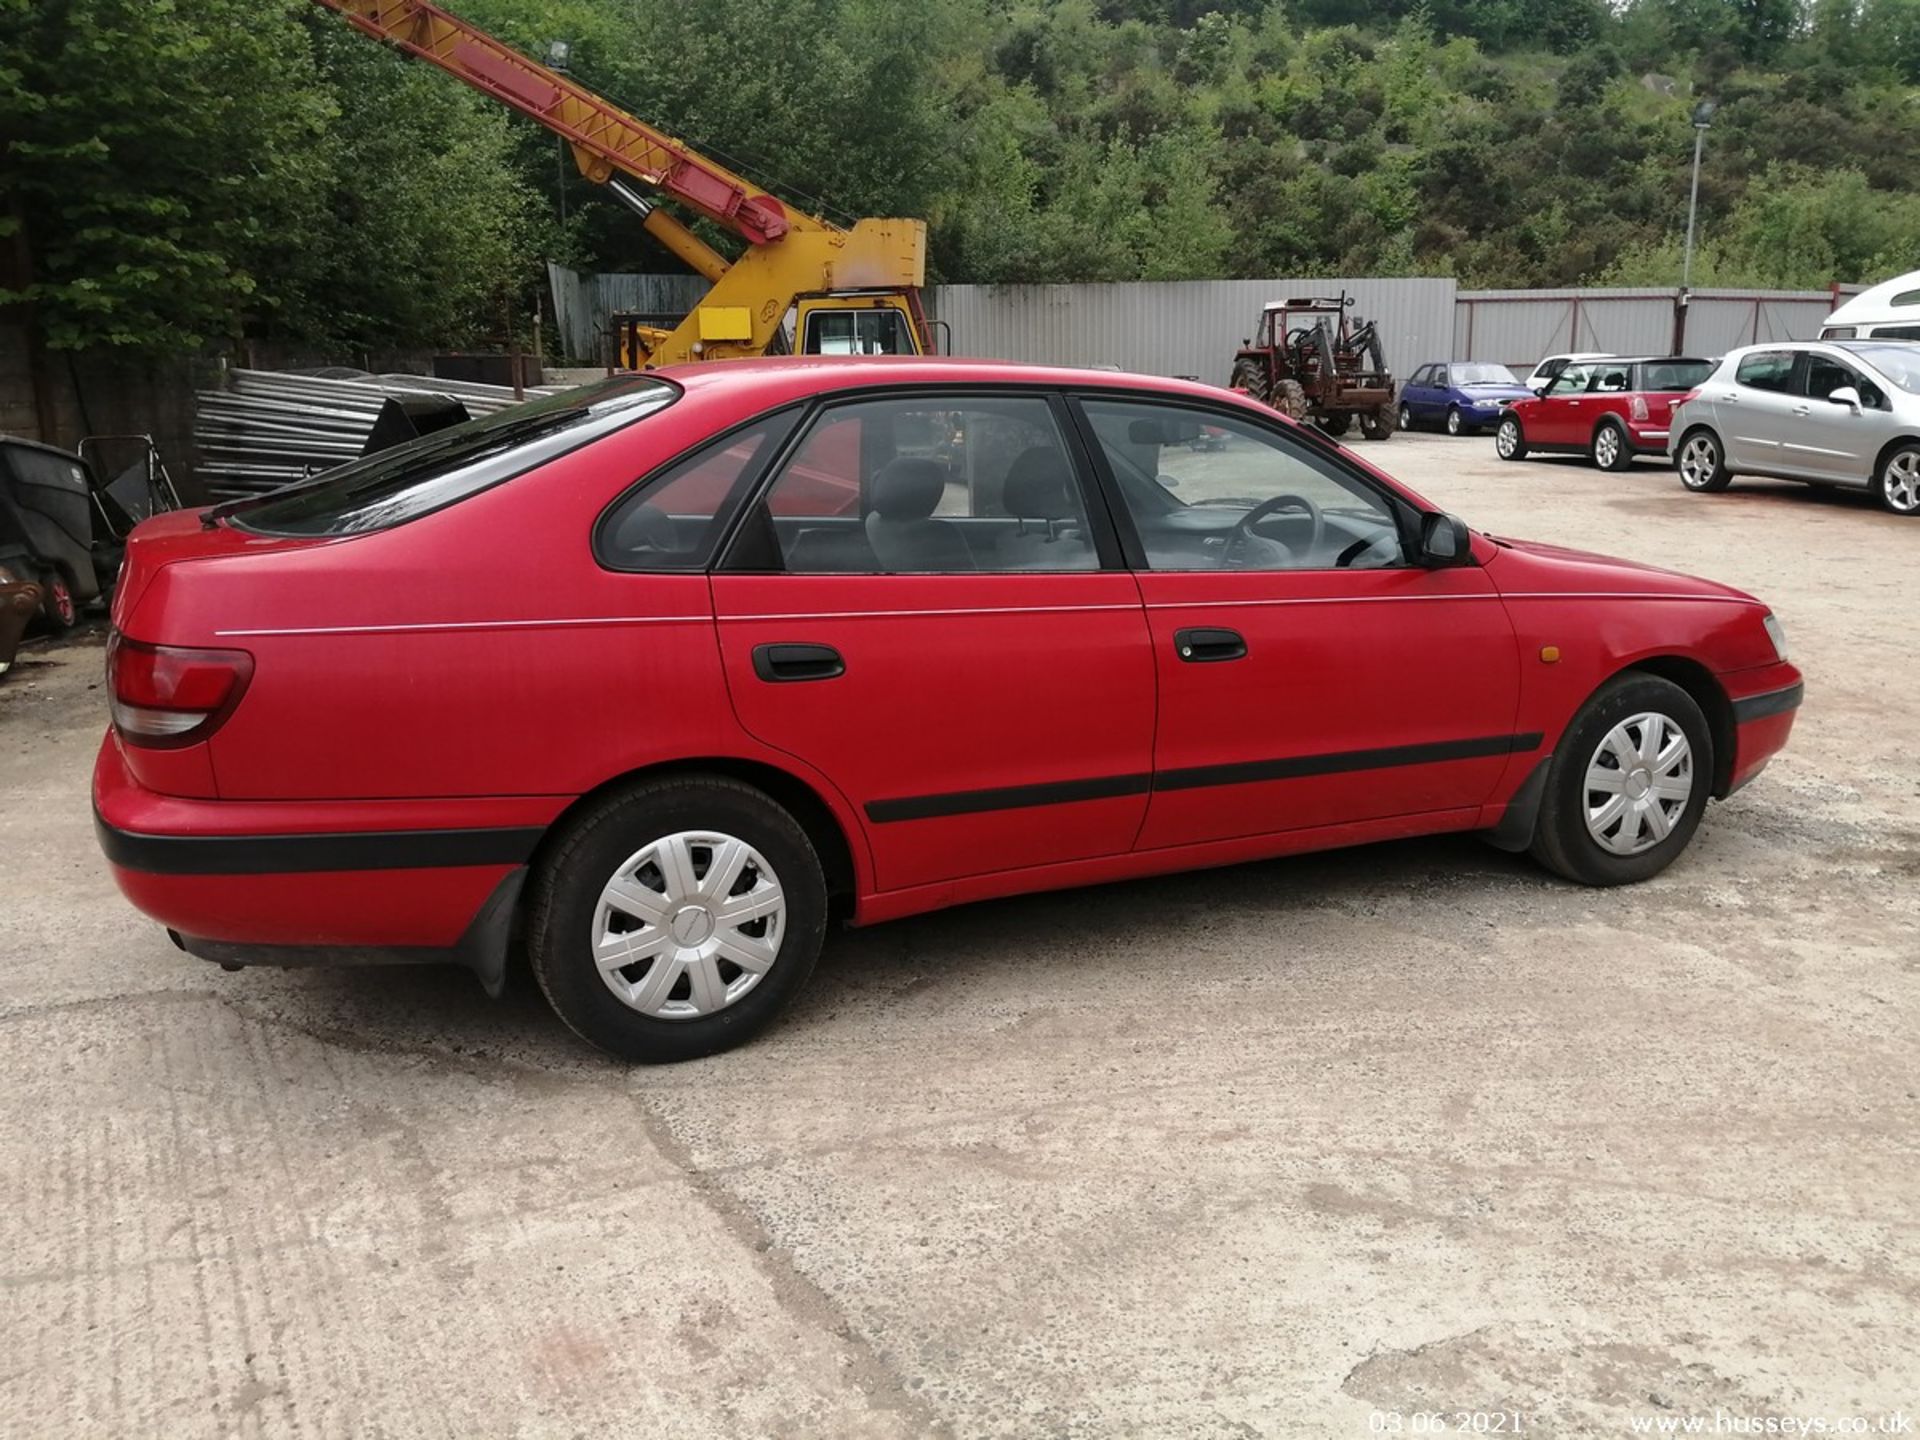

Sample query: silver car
[1668,341,1920,515]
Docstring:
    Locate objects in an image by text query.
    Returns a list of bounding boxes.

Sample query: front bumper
[1720,666,1803,795]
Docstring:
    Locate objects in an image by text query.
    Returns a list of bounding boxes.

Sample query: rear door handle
[1174,627,1247,663]
[752,642,844,683]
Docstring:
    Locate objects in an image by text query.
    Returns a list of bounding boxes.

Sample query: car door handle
[1174,627,1247,663]
[752,642,844,683]
[1721,392,1740,402]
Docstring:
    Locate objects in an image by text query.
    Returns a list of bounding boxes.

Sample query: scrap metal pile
[193,368,562,500]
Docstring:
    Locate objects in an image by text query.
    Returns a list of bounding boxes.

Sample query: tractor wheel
[1273,379,1309,422]
[1358,402,1397,441]
[1316,412,1352,438]
[1230,358,1270,406]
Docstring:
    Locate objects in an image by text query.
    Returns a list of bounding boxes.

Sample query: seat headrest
[1002,447,1074,521]
[869,457,948,520]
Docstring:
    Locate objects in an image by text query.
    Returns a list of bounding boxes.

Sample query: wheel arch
[1870,433,1920,479]
[1610,654,1737,797]
[525,757,864,918]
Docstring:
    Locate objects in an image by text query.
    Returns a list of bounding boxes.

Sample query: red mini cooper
[1496,355,1718,470]
[95,358,1802,1062]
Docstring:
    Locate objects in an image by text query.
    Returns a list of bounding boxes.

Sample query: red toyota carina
[95,358,1803,1061]
[1495,355,1719,471]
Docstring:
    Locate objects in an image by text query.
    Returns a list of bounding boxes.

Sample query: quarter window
[1080,399,1407,573]
[755,395,1098,573]
[1735,351,1795,393]
[598,411,799,571]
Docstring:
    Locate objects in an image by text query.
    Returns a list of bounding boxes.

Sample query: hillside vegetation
[3,0,1917,355]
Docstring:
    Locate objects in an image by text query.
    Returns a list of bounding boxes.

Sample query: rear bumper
[93,734,561,978]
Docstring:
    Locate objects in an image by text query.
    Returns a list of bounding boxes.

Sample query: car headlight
[1762,613,1788,663]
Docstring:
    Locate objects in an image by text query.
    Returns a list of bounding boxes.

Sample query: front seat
[997,447,1090,570]
[864,457,974,572]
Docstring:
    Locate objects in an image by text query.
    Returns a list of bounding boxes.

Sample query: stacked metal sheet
[193,368,563,499]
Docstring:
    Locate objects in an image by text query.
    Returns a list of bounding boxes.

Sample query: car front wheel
[1528,673,1712,886]
[526,775,828,1062]
[1872,444,1920,515]
[1495,415,1527,461]
[1676,429,1731,492]
[1445,406,1463,436]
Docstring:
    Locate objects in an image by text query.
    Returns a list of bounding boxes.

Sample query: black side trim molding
[1731,681,1803,724]
[96,811,543,876]
[864,732,1544,824]
[867,773,1152,824]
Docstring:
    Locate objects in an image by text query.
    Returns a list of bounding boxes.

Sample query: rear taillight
[107,632,253,748]
[1629,395,1649,421]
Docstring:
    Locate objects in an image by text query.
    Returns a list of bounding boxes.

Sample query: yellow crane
[308,0,932,367]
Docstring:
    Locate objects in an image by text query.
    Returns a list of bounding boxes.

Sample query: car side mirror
[1531,384,1548,397]
[1417,512,1471,568]
[1827,385,1862,414]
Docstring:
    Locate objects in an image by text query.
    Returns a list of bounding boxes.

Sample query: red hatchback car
[95,358,1802,1061]
[1495,356,1718,470]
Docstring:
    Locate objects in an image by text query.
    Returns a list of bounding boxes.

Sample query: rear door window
[1734,352,1796,394]
[228,376,678,536]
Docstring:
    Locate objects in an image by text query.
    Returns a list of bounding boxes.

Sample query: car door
[1072,395,1522,851]
[1787,351,1887,486]
[1717,350,1808,476]
[1530,363,1593,445]
[709,389,1156,895]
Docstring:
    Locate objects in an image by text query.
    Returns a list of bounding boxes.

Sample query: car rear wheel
[1495,415,1527,461]
[1872,444,1920,516]
[1528,673,1712,886]
[1445,405,1463,436]
[1592,420,1633,472]
[526,775,828,1062]
[1676,429,1731,492]
[1397,402,1414,432]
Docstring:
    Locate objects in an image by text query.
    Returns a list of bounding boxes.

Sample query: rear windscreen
[226,376,678,537]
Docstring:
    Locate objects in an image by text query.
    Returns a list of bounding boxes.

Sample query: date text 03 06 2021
[1370,1414,1526,1435]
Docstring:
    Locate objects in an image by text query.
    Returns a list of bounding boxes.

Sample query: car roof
[648,355,1247,409]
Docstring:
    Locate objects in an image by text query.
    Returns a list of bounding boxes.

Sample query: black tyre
[39,569,77,632]
[1397,402,1415,432]
[1675,428,1731,492]
[1358,402,1396,440]
[1230,357,1270,405]
[1445,405,1463,437]
[1529,673,1713,887]
[1317,412,1352,438]
[1495,414,1528,461]
[1870,442,1920,516]
[526,775,828,1062]
[1592,419,1633,472]
[1273,378,1309,421]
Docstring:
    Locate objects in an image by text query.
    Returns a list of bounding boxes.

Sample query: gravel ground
[1,434,1915,1439]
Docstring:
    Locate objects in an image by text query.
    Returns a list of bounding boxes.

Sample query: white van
[1820,271,1920,341]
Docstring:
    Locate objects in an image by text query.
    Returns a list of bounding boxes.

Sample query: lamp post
[1680,99,1716,295]
[546,40,573,229]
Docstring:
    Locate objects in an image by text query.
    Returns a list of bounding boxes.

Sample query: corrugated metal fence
[927,278,1456,383]
[1453,287,1855,366]
[549,265,1857,376]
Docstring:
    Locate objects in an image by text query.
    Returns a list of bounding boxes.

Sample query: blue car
[1397,362,1535,436]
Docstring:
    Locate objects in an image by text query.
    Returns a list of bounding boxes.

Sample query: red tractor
[1229,294,1398,440]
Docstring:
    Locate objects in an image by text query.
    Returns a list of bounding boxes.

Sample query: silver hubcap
[1679,436,1717,488]
[1447,409,1460,434]
[1497,421,1517,457]
[1596,428,1619,465]
[1399,405,1412,429]
[1884,452,1920,512]
[592,830,785,1020]
[1584,712,1694,857]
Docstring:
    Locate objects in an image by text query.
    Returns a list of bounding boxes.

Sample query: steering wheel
[1228,493,1322,564]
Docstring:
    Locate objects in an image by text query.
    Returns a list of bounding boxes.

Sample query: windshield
[226,376,678,537]
[1455,364,1519,386]
[1846,344,1920,394]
